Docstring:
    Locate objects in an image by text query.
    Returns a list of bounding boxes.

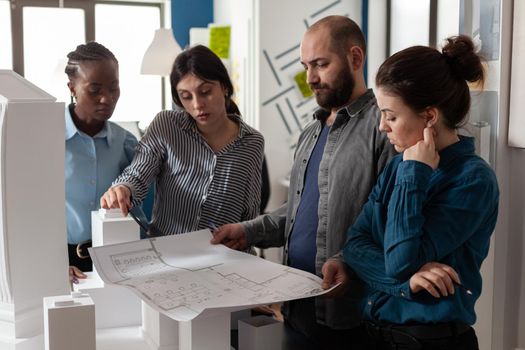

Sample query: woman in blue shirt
[341,35,499,349]
[65,42,145,282]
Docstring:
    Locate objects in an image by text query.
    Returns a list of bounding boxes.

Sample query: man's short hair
[309,15,366,57]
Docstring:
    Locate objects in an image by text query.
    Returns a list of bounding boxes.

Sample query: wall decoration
[260,0,355,139]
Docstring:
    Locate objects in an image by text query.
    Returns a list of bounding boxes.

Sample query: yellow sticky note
[294,70,313,98]
[209,26,231,59]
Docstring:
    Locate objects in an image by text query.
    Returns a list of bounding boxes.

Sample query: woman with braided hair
[64,41,147,283]
[337,35,499,349]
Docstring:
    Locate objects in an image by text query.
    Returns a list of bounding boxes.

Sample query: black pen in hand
[128,210,149,232]
[454,282,473,295]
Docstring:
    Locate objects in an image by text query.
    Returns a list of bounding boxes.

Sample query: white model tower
[0,70,69,349]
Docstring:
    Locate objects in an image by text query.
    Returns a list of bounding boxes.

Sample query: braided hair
[65,42,118,79]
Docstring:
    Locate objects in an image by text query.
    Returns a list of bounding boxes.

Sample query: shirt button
[209,174,213,180]
[302,159,307,163]
[202,195,207,200]
[90,180,96,185]
[400,291,405,297]
[367,300,372,306]
[296,190,300,195]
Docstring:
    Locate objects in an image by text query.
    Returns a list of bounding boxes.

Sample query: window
[95,4,162,126]
[437,0,460,47]
[8,0,167,128]
[23,7,85,103]
[390,0,430,54]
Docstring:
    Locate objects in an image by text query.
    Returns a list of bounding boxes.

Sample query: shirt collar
[438,135,476,168]
[65,104,112,146]
[65,105,78,140]
[313,89,376,121]
[178,110,253,139]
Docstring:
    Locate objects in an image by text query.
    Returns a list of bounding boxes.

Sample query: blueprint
[89,229,337,321]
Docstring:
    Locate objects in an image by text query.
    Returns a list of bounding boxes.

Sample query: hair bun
[442,35,484,84]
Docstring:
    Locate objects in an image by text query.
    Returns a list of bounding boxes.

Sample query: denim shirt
[344,136,499,325]
[242,89,396,329]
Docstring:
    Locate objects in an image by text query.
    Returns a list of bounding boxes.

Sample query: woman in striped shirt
[100,45,264,236]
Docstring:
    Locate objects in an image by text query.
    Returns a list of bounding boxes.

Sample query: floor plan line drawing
[90,229,338,321]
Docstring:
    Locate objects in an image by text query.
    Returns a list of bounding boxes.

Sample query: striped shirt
[113,110,264,236]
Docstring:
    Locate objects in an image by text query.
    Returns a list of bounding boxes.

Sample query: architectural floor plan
[90,230,335,321]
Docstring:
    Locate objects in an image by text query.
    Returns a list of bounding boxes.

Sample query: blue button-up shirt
[344,136,499,325]
[65,106,139,244]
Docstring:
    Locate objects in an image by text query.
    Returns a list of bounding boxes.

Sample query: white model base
[141,302,179,350]
[43,293,96,350]
[238,315,283,350]
[74,272,142,329]
[141,302,232,350]
[179,312,230,350]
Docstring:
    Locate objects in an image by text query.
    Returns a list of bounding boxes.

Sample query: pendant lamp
[141,28,182,76]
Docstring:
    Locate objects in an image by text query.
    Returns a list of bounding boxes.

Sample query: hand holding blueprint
[89,229,338,321]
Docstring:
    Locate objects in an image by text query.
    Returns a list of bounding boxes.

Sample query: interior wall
[511,150,525,347]
[491,1,522,349]
[256,0,362,212]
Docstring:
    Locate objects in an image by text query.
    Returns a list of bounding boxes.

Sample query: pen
[128,210,149,232]
[454,282,473,296]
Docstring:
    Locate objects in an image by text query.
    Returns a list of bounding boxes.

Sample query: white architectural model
[43,293,95,350]
[0,70,69,350]
[73,209,142,329]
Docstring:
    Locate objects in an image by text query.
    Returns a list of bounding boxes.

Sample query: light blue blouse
[65,105,139,244]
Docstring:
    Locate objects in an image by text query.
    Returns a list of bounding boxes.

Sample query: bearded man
[212,15,395,349]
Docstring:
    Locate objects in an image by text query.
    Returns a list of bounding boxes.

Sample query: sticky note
[294,70,313,98]
[209,25,231,59]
